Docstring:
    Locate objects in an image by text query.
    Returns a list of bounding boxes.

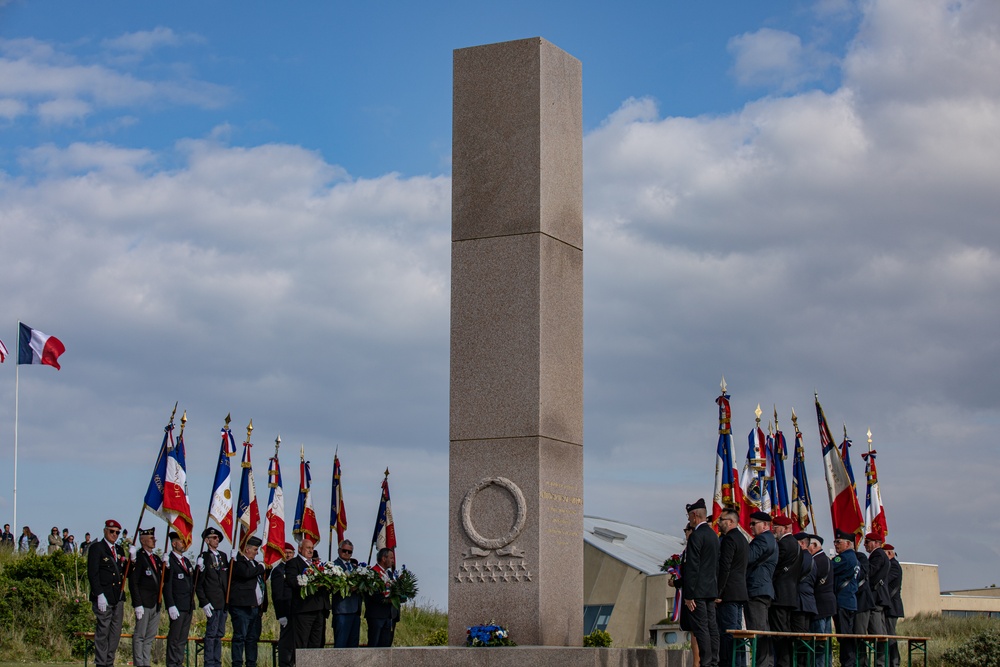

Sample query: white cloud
[728,28,837,91]
[0,97,27,120]
[101,27,186,53]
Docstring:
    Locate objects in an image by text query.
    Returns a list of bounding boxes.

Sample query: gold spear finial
[179,410,188,436]
[843,423,849,441]
[170,401,179,424]
[224,412,232,430]
[384,467,390,477]
[246,419,253,442]
[790,407,799,430]
[274,434,281,457]
[773,405,779,431]
[755,404,762,425]
[720,376,727,394]
[768,420,774,436]
[867,428,873,451]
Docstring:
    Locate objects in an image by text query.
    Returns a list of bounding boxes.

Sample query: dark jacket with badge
[88,540,127,605]
[855,550,874,612]
[813,550,838,618]
[746,529,778,599]
[129,549,164,609]
[886,558,904,618]
[196,550,230,610]
[867,547,891,609]
[717,528,749,603]
[229,553,266,608]
[773,533,803,607]
[681,522,719,601]
[163,551,195,612]
[796,549,817,615]
[832,548,859,611]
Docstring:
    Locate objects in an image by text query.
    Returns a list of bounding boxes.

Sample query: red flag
[815,394,864,543]
[263,453,286,566]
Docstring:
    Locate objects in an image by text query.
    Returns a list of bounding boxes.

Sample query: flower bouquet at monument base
[466,622,516,647]
[351,564,390,597]
[389,566,418,608]
[297,561,350,599]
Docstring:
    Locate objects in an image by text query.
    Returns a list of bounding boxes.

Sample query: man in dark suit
[770,516,803,667]
[716,507,748,667]
[331,539,362,648]
[270,543,297,667]
[196,527,230,667]
[681,498,719,667]
[865,533,892,667]
[230,536,267,667]
[128,527,163,667]
[365,547,399,647]
[745,511,778,667]
[286,538,329,649]
[884,544,904,667]
[163,531,194,667]
[87,519,127,667]
[832,530,860,667]
[808,534,837,667]
[793,532,817,634]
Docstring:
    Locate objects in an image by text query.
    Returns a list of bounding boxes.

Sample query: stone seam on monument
[449,37,583,648]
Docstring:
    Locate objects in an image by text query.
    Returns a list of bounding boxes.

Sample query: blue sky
[2,0,1000,612]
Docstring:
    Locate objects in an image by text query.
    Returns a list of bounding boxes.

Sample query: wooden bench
[74,631,279,667]
[727,629,929,667]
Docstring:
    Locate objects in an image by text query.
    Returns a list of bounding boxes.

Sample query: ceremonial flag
[815,394,864,542]
[263,452,286,566]
[236,434,260,548]
[164,431,194,547]
[711,382,742,530]
[0,337,8,363]
[738,409,769,531]
[143,422,173,523]
[17,323,65,369]
[371,471,396,551]
[839,431,859,492]
[862,433,888,539]
[293,455,320,544]
[208,424,237,543]
[790,411,814,532]
[770,417,790,519]
[331,454,347,546]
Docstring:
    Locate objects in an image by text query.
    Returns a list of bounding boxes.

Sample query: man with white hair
[286,539,329,649]
[682,498,720,667]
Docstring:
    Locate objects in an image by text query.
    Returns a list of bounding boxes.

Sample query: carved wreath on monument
[456,476,532,583]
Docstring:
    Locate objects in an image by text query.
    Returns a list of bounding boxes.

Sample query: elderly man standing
[270,542,297,667]
[230,536,267,667]
[884,544,904,667]
[716,507,748,667]
[681,499,720,667]
[128,528,163,667]
[196,527,230,667]
[88,519,127,667]
[745,511,778,667]
[286,539,329,649]
[770,516,803,667]
[832,530,860,667]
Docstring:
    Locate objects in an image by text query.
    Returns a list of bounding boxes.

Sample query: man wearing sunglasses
[331,540,362,648]
[87,519,128,667]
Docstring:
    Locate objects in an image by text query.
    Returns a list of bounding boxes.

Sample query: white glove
[203,603,213,618]
[168,606,179,621]
[129,545,138,559]
[278,617,287,628]
[163,557,170,569]
[97,593,108,613]
[231,548,238,559]
[196,556,205,570]
[135,606,144,621]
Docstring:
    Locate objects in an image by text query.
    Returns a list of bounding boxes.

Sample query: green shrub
[425,627,449,645]
[584,628,613,647]
[942,629,1000,667]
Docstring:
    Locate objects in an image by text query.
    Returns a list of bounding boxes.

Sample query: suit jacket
[331,557,362,614]
[773,533,803,607]
[746,529,778,599]
[163,552,195,612]
[270,562,291,619]
[129,549,164,609]
[796,549,817,615]
[88,540,127,604]
[886,558,904,618]
[867,548,891,608]
[813,551,837,618]
[229,553,266,608]
[285,555,330,614]
[717,528,749,602]
[196,550,230,610]
[682,522,719,600]
[364,564,398,621]
[855,550,873,611]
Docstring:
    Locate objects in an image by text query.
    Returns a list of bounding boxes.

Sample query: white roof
[583,515,687,576]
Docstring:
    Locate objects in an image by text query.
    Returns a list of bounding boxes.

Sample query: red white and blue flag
[769,418,790,519]
[208,424,237,543]
[263,451,285,566]
[712,384,742,530]
[236,434,260,549]
[331,454,348,547]
[790,413,814,532]
[862,442,888,539]
[17,323,65,369]
[815,394,864,543]
[143,418,193,545]
[739,414,770,531]
[0,337,8,363]
[293,455,320,544]
[371,471,396,551]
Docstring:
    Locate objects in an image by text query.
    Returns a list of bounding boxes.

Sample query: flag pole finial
[867,428,873,451]
[790,408,800,433]
[246,419,253,442]
[773,405,779,430]
[384,468,390,477]
[224,412,232,430]
[720,376,727,394]
[300,444,304,461]
[274,434,281,458]
[179,410,187,436]
[755,404,762,425]
[843,423,848,441]
[170,401,178,425]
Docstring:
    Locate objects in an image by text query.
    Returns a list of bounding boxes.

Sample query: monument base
[297,646,692,667]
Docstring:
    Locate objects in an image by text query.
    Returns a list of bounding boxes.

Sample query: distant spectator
[48,526,62,554]
[19,526,39,553]
[1,523,14,550]
[63,534,77,554]
[81,532,93,556]
[61,528,71,551]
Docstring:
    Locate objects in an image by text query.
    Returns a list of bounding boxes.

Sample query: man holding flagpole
[88,519,127,667]
[196,527,230,667]
[128,528,163,667]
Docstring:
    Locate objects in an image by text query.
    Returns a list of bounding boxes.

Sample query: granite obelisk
[449,37,583,646]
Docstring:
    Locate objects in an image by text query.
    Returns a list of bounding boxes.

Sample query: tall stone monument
[449,37,583,646]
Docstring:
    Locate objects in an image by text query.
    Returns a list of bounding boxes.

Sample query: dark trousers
[690,600,720,667]
[204,609,228,667]
[332,612,362,648]
[717,601,746,667]
[366,616,394,647]
[868,607,888,667]
[277,619,294,667]
[834,608,856,667]
[91,600,124,667]
[230,606,260,667]
[811,617,833,667]
[770,605,794,667]
[166,610,193,667]
[745,597,772,667]
[293,610,326,649]
[886,616,900,667]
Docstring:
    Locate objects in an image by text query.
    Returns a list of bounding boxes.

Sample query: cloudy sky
[2,0,999,609]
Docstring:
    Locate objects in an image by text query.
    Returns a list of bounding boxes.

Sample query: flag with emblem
[769,413,791,519]
[331,453,348,547]
[209,421,237,543]
[815,393,864,542]
[143,421,173,522]
[862,430,887,539]
[371,470,396,551]
[236,428,260,549]
[293,452,320,544]
[712,380,742,530]
[164,428,194,547]
[263,448,286,566]
[790,410,815,532]
[738,407,769,531]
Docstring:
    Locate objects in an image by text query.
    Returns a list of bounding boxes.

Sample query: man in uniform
[365,547,399,648]
[865,533,891,667]
[884,544,904,667]
[230,536,267,667]
[832,530,860,667]
[196,527,230,667]
[745,511,778,667]
[770,516,803,667]
[88,519,127,667]
[716,507,748,667]
[163,531,194,667]
[794,532,817,634]
[808,535,836,667]
[331,539,363,648]
[128,527,163,667]
[270,543,297,667]
[682,498,720,667]
[286,538,329,649]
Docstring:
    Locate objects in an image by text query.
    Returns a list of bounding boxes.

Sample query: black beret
[835,529,855,542]
[202,527,223,539]
[685,498,706,513]
[811,534,824,545]
[793,532,811,541]
[246,536,263,547]
[138,527,155,537]
[749,511,772,523]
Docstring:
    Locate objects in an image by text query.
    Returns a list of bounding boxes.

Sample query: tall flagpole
[328,446,337,562]
[13,323,19,538]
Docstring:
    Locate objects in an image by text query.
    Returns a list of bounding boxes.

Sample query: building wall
[901,563,941,617]
[583,543,648,646]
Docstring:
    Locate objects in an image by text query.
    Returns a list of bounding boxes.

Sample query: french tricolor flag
[18,323,66,369]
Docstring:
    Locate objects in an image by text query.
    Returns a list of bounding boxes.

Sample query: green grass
[898,613,1000,666]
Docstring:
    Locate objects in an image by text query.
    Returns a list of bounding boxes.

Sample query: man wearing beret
[682,498,720,667]
[88,519,128,667]
[832,530,860,667]
[864,533,891,667]
[128,527,163,667]
[163,531,195,667]
[230,536,267,667]
[884,545,904,667]
[770,516,803,667]
[745,511,778,667]
[196,527,230,667]
[270,543,297,667]
[793,532,817,634]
